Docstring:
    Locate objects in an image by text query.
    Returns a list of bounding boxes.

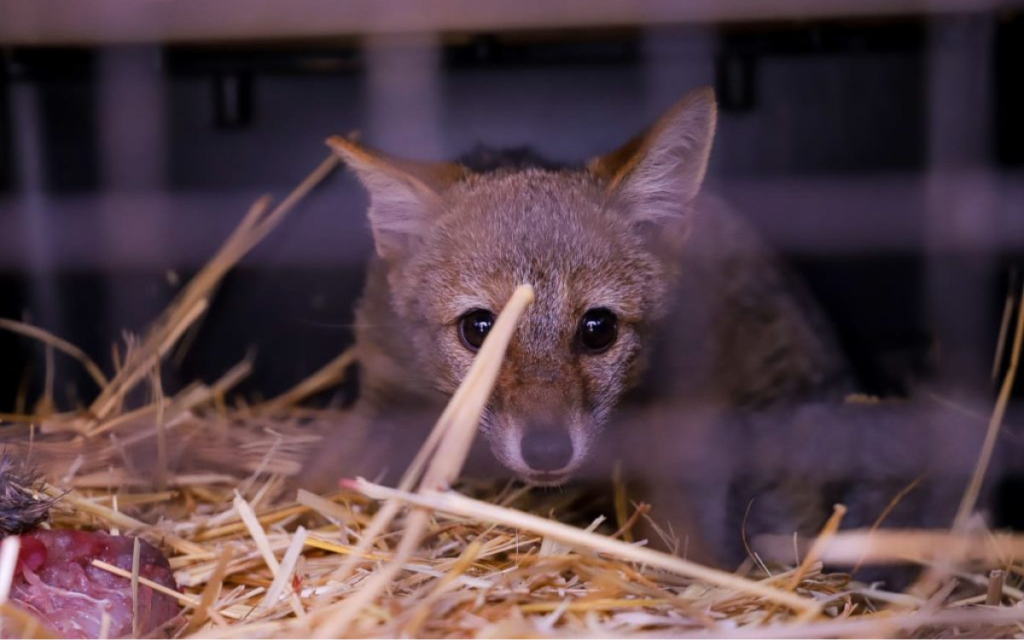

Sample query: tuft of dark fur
[457,144,570,173]
[0,452,54,536]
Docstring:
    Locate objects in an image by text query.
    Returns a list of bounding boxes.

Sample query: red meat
[7,529,181,639]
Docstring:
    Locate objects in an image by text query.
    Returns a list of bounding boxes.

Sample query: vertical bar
[10,72,62,336]
[364,32,443,159]
[97,46,173,351]
[924,15,997,395]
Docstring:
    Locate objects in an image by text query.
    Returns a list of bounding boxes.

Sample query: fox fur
[301,87,992,568]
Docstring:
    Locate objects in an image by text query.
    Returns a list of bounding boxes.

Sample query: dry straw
[1,149,1023,638]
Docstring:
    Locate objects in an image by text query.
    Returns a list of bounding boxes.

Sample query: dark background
[0,10,1022,447]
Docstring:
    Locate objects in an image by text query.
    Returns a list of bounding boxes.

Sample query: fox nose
[521,427,573,472]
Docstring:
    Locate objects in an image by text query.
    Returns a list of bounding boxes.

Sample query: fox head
[330,88,717,485]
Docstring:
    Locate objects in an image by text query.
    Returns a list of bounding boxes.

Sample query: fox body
[303,88,987,567]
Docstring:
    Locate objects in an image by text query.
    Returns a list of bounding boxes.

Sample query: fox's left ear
[587,87,717,225]
[327,136,468,262]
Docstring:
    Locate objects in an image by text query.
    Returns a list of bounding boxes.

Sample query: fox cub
[303,87,979,567]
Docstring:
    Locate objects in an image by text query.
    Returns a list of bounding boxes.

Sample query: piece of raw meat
[9,529,181,639]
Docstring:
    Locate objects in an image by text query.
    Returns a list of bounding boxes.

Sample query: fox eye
[458,309,495,351]
[578,308,618,353]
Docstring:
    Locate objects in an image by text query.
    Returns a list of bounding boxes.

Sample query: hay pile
[2,153,1024,639]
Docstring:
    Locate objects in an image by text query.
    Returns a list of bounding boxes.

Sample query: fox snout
[483,377,595,485]
[489,414,584,486]
[520,425,573,473]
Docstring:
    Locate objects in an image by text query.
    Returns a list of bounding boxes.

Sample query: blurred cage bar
[0,2,1022,425]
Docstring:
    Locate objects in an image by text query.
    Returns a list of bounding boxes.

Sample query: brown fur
[302,87,859,565]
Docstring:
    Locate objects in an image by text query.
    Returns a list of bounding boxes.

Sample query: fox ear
[327,136,468,261]
[587,87,717,225]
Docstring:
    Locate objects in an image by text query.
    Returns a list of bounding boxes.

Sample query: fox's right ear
[327,136,468,262]
[587,87,717,227]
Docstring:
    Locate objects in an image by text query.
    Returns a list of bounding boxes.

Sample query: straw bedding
[1,154,1023,639]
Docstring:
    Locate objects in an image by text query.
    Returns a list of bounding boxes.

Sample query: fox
[300,87,992,568]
